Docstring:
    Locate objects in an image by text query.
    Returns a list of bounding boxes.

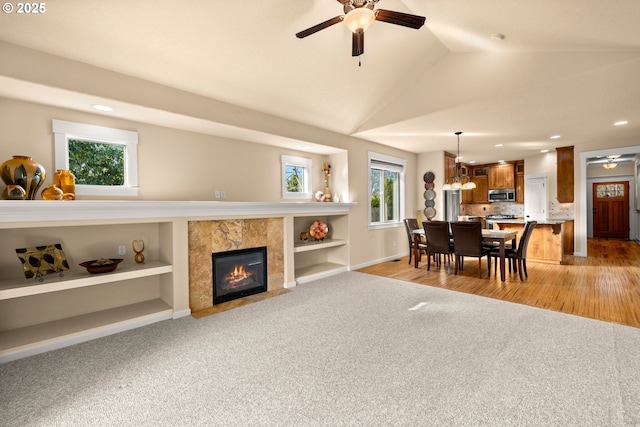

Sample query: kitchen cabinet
[444,152,457,185]
[488,163,515,189]
[556,146,574,203]
[471,166,489,203]
[515,161,525,204]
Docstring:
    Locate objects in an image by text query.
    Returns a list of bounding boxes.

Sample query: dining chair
[403,218,425,265]
[451,221,491,278]
[423,221,453,272]
[490,221,537,281]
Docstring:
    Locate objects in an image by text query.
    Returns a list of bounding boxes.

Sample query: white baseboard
[350,252,408,271]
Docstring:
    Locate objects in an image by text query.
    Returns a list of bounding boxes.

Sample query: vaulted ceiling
[1,0,639,163]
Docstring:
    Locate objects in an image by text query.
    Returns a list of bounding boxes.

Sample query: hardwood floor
[356,238,640,328]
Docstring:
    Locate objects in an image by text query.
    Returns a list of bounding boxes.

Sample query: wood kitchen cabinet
[556,146,574,203]
[444,152,457,184]
[488,162,515,189]
[515,161,525,204]
[471,166,489,203]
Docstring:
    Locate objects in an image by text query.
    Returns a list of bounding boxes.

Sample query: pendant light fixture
[443,132,476,191]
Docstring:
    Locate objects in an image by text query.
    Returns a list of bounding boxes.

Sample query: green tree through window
[68,139,125,186]
[285,165,304,193]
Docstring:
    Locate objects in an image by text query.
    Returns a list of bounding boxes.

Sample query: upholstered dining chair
[451,221,491,278]
[490,221,537,281]
[403,218,425,265]
[423,220,453,272]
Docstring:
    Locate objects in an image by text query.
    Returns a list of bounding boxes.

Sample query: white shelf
[293,238,347,253]
[0,299,173,363]
[0,260,173,300]
[295,262,349,284]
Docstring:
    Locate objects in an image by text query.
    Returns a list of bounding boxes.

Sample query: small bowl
[79,258,123,274]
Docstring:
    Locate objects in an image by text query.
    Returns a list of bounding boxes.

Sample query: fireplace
[212,246,268,305]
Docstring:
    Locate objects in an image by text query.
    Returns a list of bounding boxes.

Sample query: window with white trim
[368,152,406,228]
[53,119,139,197]
[281,155,312,199]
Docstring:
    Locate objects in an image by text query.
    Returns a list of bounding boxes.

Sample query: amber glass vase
[54,169,76,200]
[41,184,64,200]
[0,155,46,200]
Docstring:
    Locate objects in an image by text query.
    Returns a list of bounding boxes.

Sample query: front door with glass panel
[593,181,629,238]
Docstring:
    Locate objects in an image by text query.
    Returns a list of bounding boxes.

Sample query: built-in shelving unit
[293,214,349,284]
[0,200,355,362]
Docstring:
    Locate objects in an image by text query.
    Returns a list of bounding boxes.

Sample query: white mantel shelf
[0,200,357,224]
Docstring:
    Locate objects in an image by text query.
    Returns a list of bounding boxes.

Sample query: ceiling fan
[296,0,426,57]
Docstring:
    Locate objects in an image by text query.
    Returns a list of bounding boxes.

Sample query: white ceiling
[0,0,639,163]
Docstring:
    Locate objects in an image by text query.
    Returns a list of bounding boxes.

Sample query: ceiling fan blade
[375,9,425,29]
[336,0,351,4]
[352,29,364,56]
[296,16,344,38]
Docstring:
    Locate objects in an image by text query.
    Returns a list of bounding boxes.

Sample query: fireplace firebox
[212,246,267,305]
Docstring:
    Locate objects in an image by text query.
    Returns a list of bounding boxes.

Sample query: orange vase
[0,155,46,200]
[41,184,64,200]
[54,169,76,200]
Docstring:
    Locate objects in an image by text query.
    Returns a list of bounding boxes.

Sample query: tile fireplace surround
[188,218,284,312]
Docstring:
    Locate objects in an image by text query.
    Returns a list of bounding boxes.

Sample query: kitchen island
[490,219,570,264]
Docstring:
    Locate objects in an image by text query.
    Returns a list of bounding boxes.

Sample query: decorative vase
[54,169,76,200]
[2,184,27,200]
[41,184,64,200]
[0,155,46,200]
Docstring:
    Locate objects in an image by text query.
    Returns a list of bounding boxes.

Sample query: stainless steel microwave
[488,189,516,202]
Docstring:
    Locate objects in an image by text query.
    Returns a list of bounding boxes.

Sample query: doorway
[592,181,629,238]
[524,173,547,221]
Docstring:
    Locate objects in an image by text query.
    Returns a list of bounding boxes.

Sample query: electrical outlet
[220,191,226,199]
[214,190,221,199]
[393,240,397,247]
[118,245,126,255]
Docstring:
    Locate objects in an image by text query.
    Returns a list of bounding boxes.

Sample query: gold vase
[41,184,64,200]
[2,184,26,200]
[54,169,76,200]
[0,155,46,200]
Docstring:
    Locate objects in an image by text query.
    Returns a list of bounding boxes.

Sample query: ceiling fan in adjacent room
[295,0,426,57]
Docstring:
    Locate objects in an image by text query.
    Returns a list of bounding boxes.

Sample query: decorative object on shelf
[15,243,69,281]
[333,193,340,203]
[321,161,332,202]
[41,184,64,200]
[423,171,435,183]
[299,231,309,241]
[2,184,26,200]
[0,155,46,200]
[315,190,326,202]
[309,220,329,241]
[443,132,475,191]
[132,239,145,264]
[79,258,123,274]
[54,169,76,200]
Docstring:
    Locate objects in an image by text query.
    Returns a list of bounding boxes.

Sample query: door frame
[579,146,640,257]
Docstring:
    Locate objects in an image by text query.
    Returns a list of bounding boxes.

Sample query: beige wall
[0,96,417,269]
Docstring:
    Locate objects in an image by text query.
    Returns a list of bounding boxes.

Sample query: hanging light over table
[443,132,476,191]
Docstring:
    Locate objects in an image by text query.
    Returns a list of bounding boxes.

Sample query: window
[281,155,312,199]
[368,152,406,228]
[53,119,139,197]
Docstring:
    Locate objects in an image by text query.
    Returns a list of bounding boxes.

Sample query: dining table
[412,228,517,281]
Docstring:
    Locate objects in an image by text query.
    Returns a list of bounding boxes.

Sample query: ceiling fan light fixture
[603,162,618,169]
[344,7,375,32]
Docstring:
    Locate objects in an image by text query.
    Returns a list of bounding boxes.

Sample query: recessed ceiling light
[614,120,628,126]
[490,33,505,41]
[550,135,561,139]
[92,104,113,112]
[540,149,549,153]
[469,160,476,164]
[495,144,503,147]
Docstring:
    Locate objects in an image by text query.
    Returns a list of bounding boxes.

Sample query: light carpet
[1,271,639,426]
